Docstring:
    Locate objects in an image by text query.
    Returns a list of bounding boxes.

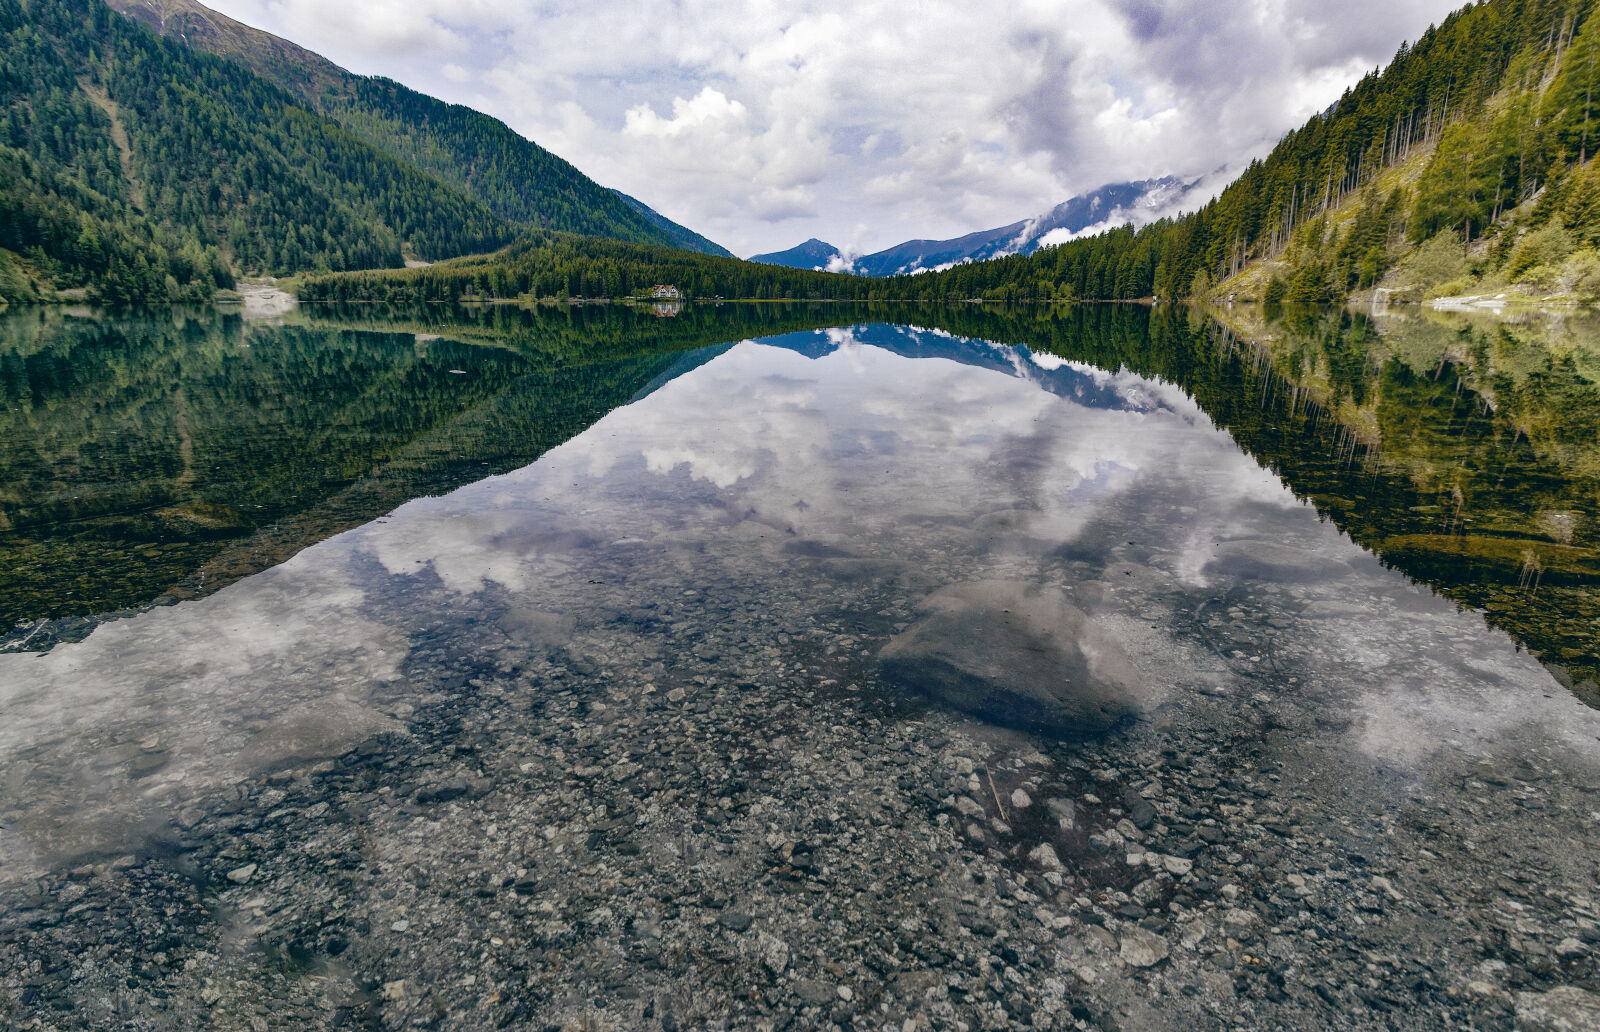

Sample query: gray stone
[415,777,471,804]
[1204,540,1350,583]
[1555,937,1587,957]
[1045,797,1077,830]
[130,751,169,776]
[1128,799,1158,829]
[1515,987,1600,1031]
[718,911,753,933]
[758,932,789,975]
[225,863,257,885]
[497,608,575,653]
[1222,908,1258,941]
[1118,928,1169,968]
[1131,878,1164,906]
[1028,843,1062,870]
[879,581,1150,737]
[795,980,834,1007]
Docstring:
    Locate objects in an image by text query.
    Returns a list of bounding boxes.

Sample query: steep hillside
[105,0,728,256]
[1,0,517,299]
[960,0,1600,303]
[611,191,732,257]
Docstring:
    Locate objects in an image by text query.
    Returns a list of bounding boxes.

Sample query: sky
[205,0,1464,258]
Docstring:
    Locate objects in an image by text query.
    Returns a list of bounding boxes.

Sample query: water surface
[0,305,1597,1031]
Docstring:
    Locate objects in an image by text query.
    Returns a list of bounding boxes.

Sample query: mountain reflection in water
[3,302,1592,707]
[2,315,1594,857]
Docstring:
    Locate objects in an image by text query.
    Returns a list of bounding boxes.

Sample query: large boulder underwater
[879,580,1150,738]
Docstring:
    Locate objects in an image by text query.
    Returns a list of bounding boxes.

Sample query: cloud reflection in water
[1,325,1592,882]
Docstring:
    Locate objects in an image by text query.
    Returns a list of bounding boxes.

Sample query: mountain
[1,0,516,301]
[749,179,1190,278]
[851,178,1191,276]
[104,0,726,256]
[750,238,844,270]
[612,191,733,257]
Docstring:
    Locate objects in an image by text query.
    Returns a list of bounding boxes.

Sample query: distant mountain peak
[851,177,1195,277]
[750,238,843,271]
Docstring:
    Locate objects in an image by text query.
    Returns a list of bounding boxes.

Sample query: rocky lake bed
[2,323,1599,1031]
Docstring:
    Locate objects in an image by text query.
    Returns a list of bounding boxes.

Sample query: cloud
[624,87,748,138]
[204,0,1462,255]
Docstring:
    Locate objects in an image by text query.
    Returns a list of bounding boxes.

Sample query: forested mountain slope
[918,0,1600,302]
[104,0,728,256]
[0,0,519,301]
[0,0,727,304]
[610,191,733,258]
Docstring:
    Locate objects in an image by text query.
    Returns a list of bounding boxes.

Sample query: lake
[1,301,1597,1031]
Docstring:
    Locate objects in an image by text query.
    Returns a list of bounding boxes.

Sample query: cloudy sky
[206,0,1462,257]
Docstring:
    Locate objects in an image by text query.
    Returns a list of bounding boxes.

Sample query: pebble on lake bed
[1028,842,1062,870]
[1119,928,1169,968]
[1514,986,1600,1031]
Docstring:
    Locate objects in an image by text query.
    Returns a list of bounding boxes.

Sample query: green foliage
[1507,223,1576,279]
[1286,262,1335,302]
[1,0,523,297]
[1558,159,1600,245]
[1392,228,1472,295]
[1558,246,1600,294]
[102,0,727,255]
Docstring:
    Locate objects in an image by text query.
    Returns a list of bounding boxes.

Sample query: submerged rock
[1118,927,1169,968]
[1515,987,1600,1032]
[497,608,576,653]
[879,580,1149,737]
[1204,538,1350,583]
